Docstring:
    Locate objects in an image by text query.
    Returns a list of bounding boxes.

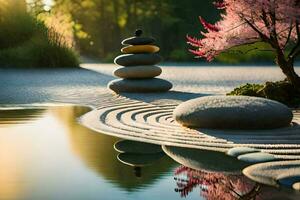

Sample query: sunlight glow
[43,0,53,11]
[0,111,69,199]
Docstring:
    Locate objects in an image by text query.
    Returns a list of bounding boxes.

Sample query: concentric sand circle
[80,94,300,160]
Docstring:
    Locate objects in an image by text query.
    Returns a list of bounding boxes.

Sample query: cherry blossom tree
[187,0,300,89]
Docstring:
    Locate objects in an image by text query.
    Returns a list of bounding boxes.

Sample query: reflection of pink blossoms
[174,166,261,200]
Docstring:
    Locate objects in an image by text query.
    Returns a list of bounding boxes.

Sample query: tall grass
[0,2,79,68]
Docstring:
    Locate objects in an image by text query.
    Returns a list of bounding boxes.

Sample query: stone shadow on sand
[119,90,211,105]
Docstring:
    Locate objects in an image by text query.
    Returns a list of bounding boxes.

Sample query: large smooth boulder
[108,78,172,93]
[113,66,162,79]
[114,54,162,66]
[121,45,160,54]
[173,96,293,130]
[122,36,155,45]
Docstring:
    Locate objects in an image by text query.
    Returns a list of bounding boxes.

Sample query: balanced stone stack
[108,30,172,93]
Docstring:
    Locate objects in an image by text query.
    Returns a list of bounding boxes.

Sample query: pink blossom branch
[243,17,270,41]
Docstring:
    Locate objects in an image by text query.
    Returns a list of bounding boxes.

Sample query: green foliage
[0,1,79,68]
[217,42,276,64]
[169,49,191,62]
[228,83,264,97]
[227,81,300,107]
[25,0,283,63]
[30,38,80,68]
[50,0,220,61]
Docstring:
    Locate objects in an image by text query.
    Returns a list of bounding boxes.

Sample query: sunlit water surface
[0,106,299,200]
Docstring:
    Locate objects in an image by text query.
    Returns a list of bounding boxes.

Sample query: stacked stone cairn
[108,29,173,93]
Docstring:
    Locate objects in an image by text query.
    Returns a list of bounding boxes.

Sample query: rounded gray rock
[122,36,155,45]
[173,96,293,130]
[114,54,162,66]
[108,78,172,93]
[237,152,277,163]
[113,65,162,79]
[227,147,260,157]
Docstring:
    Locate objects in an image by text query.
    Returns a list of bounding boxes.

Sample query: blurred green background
[0,0,277,67]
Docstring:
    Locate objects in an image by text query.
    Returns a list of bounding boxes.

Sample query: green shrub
[0,4,79,68]
[169,49,189,61]
[227,81,300,107]
[31,38,79,68]
[227,83,264,97]
[103,52,118,63]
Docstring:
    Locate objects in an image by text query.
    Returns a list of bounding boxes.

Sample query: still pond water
[0,106,299,200]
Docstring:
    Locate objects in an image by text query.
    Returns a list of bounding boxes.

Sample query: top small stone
[135,29,143,37]
[122,29,155,45]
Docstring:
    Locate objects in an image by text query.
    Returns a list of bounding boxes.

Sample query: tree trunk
[276,51,300,90]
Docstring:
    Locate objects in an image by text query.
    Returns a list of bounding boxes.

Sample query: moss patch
[227,81,300,107]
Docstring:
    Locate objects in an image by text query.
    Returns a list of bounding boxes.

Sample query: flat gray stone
[237,152,277,163]
[114,140,162,154]
[162,146,249,174]
[108,78,172,93]
[122,37,155,45]
[117,153,164,167]
[113,66,162,79]
[114,54,162,66]
[173,96,293,129]
[227,147,261,157]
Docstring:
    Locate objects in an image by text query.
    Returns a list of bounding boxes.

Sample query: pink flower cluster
[188,0,300,61]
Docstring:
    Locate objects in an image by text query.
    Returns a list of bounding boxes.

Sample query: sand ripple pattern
[80,94,300,160]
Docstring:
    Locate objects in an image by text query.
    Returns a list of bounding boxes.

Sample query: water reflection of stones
[173,166,298,200]
[114,140,163,154]
[117,153,165,167]
[54,106,175,191]
[114,140,166,178]
[243,160,300,190]
[164,143,299,199]
[163,145,249,174]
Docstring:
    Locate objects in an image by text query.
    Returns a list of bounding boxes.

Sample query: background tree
[187,0,300,89]
[49,0,219,61]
